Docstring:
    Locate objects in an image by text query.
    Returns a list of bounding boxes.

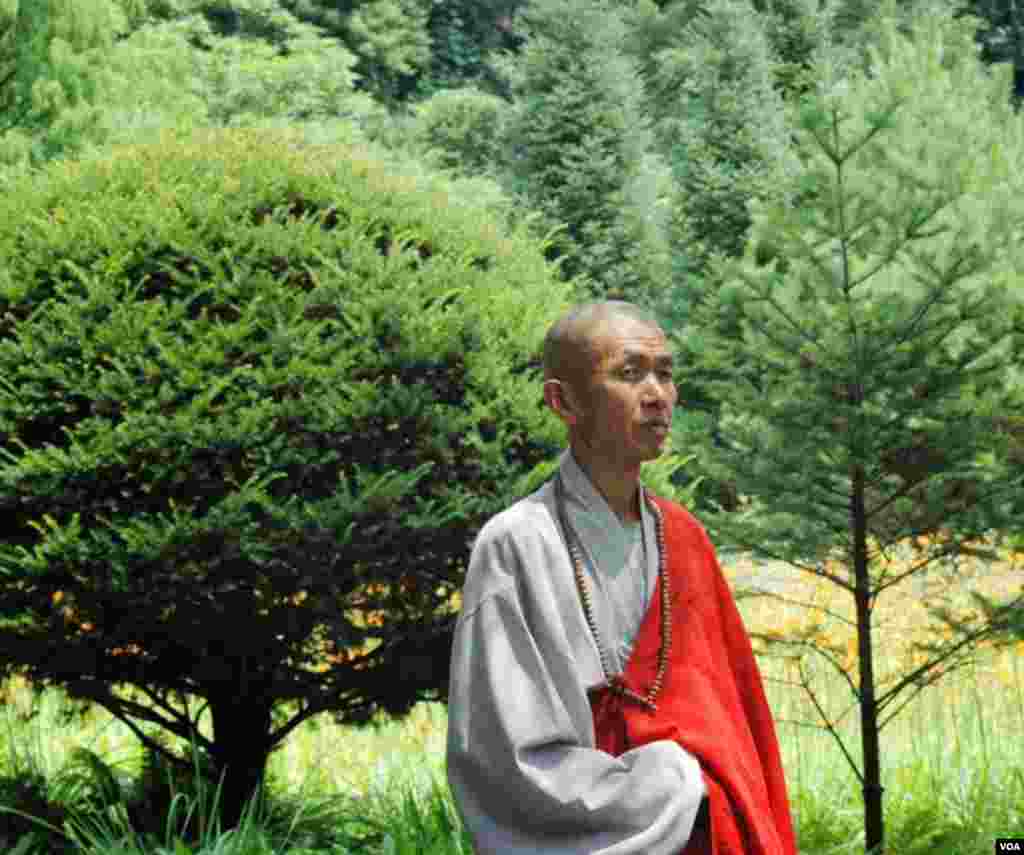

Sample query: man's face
[569,316,677,467]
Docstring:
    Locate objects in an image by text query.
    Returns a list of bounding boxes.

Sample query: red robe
[588,497,798,855]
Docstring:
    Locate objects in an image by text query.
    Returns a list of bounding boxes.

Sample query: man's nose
[641,374,671,407]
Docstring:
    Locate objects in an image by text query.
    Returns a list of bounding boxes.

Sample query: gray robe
[446,450,706,854]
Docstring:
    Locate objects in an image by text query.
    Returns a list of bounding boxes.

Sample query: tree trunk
[852,464,884,853]
[208,688,272,832]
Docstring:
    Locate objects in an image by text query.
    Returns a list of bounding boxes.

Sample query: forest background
[2,0,1024,853]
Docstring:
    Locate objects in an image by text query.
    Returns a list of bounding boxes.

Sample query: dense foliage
[641,0,803,303]
[0,126,577,829]
[0,0,389,169]
[486,0,673,309]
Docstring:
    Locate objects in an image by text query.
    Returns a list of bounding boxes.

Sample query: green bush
[0,124,576,832]
[411,86,508,178]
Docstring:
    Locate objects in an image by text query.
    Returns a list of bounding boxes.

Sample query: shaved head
[543,301,663,388]
[541,300,675,476]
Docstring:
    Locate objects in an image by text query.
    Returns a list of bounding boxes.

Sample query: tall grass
[0,553,1020,854]
[729,547,1024,854]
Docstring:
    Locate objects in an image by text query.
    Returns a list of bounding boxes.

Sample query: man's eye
[658,370,674,382]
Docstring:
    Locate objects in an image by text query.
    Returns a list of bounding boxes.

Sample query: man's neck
[570,446,642,524]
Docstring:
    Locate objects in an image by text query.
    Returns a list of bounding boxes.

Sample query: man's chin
[635,442,668,465]
[644,427,670,452]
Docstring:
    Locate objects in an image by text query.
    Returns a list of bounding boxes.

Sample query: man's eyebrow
[620,350,675,364]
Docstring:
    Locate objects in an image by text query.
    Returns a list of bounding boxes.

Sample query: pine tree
[489,0,672,307]
[641,0,803,305]
[679,2,1024,849]
[753,0,846,103]
[420,0,525,95]
[950,0,1024,106]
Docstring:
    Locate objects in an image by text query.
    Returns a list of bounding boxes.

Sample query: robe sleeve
[446,517,706,855]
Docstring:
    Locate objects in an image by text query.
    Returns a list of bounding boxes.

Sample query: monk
[446,301,797,854]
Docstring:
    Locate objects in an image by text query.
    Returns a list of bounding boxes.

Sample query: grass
[0,550,1021,854]
[729,543,1024,854]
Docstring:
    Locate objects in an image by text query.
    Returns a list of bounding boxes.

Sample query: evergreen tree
[619,0,712,112]
[680,3,1024,850]
[0,125,577,833]
[0,0,122,162]
[418,0,525,96]
[640,0,803,306]
[951,0,1024,107]
[1,0,51,131]
[753,0,840,102]
[279,0,433,104]
[488,0,672,308]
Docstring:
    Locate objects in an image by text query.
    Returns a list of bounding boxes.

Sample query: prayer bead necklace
[554,472,671,712]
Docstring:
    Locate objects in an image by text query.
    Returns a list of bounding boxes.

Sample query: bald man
[446,302,797,854]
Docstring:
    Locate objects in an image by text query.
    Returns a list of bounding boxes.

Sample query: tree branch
[877,668,953,732]
[70,680,209,750]
[138,683,204,735]
[720,435,854,507]
[875,620,995,716]
[745,286,826,356]
[803,635,861,698]
[72,682,215,770]
[739,588,857,629]
[798,658,863,784]
[720,541,854,592]
[873,537,990,596]
[759,633,861,699]
[264,694,337,747]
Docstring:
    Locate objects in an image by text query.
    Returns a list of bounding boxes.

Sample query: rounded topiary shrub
[0,126,575,830]
[411,86,509,177]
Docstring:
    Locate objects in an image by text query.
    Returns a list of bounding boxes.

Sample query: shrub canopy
[0,125,575,828]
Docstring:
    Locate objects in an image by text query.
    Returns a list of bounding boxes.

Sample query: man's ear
[543,379,580,426]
